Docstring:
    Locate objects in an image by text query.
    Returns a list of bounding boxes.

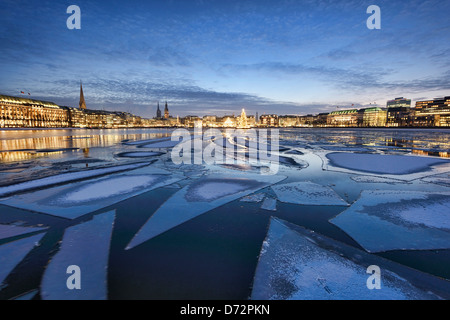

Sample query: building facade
[413,97,450,127]
[0,95,69,128]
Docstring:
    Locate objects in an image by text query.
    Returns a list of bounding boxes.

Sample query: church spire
[79,81,86,110]
[156,101,161,118]
[164,101,169,119]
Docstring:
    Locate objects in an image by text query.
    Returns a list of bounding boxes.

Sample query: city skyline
[1,0,450,117]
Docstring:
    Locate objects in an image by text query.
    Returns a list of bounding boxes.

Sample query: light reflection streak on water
[0,129,172,163]
[279,128,450,157]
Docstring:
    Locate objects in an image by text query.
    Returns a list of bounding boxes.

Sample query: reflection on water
[1,128,450,165]
[0,129,172,163]
[280,128,450,157]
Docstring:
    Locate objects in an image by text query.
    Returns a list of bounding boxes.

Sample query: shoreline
[1,126,450,131]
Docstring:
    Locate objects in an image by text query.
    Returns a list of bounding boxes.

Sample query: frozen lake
[0,128,449,300]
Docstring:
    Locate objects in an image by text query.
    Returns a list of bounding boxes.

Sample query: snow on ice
[0,233,45,286]
[271,181,348,206]
[0,172,183,219]
[251,218,444,300]
[0,162,151,197]
[126,172,286,249]
[40,211,115,300]
[330,190,450,252]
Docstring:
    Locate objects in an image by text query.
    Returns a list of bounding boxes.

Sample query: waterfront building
[386,97,411,127]
[362,107,387,127]
[387,97,411,109]
[0,95,69,128]
[259,114,279,127]
[315,113,329,127]
[413,97,450,127]
[327,109,362,127]
[279,115,299,127]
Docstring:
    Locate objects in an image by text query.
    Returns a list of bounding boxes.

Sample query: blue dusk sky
[1,0,450,118]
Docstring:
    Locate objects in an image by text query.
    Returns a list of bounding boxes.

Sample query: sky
[1,0,450,118]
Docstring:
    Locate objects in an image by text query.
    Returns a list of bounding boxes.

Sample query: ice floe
[0,162,152,197]
[126,172,286,249]
[261,197,277,211]
[0,233,45,286]
[0,224,47,241]
[0,172,183,219]
[324,152,450,178]
[251,218,444,300]
[41,210,115,300]
[271,181,348,206]
[330,190,450,252]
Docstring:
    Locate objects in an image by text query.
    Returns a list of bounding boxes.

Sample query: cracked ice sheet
[251,218,442,300]
[0,233,45,286]
[0,162,152,197]
[0,224,47,241]
[319,152,450,181]
[126,172,286,249]
[0,172,183,219]
[272,181,348,206]
[350,175,410,184]
[330,190,450,253]
[421,173,450,188]
[41,211,115,300]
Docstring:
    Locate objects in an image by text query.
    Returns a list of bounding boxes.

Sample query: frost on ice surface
[41,210,115,300]
[0,224,47,241]
[421,173,450,187]
[319,145,372,152]
[60,175,159,203]
[330,190,450,252]
[350,175,409,184]
[261,197,277,211]
[0,162,151,197]
[0,233,45,286]
[326,152,450,175]
[240,193,266,203]
[0,173,183,219]
[271,181,348,206]
[251,218,442,300]
[126,172,286,249]
[184,179,264,202]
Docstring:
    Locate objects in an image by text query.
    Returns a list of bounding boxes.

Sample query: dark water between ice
[0,128,449,300]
